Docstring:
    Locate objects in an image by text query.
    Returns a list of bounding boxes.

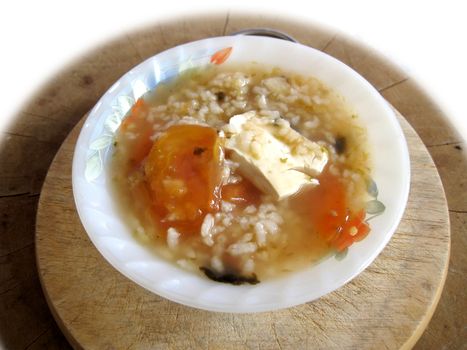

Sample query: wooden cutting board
[35,107,450,350]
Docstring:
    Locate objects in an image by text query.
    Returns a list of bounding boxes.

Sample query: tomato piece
[292,168,370,251]
[144,124,223,234]
[129,177,160,230]
[121,98,148,131]
[119,98,155,165]
[298,170,347,242]
[131,129,154,165]
[221,179,262,207]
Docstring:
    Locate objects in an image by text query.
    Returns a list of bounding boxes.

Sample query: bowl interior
[72,35,410,313]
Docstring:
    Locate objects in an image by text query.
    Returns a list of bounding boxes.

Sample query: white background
[0,0,465,141]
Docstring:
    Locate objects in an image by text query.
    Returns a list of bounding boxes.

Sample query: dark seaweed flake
[193,147,206,155]
[215,91,226,102]
[200,267,260,285]
[335,136,346,155]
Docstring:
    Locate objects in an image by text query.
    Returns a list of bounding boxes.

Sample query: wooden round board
[36,107,449,350]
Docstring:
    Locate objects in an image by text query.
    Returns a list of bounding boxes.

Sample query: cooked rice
[113,64,371,281]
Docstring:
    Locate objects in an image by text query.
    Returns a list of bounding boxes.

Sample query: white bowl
[72,35,410,313]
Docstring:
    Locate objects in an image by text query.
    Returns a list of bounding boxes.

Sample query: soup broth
[110,64,371,284]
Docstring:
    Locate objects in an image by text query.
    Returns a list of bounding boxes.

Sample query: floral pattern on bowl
[84,46,234,182]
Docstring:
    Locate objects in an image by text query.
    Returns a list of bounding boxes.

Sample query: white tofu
[222,111,328,200]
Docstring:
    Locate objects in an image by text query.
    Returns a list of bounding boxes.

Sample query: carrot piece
[210,47,233,65]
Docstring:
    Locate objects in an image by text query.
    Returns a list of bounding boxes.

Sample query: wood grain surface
[35,108,450,350]
[1,11,466,349]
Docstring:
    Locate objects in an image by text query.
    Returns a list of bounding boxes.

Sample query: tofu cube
[222,111,328,200]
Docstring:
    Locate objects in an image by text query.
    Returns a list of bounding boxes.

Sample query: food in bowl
[110,63,380,284]
[73,36,409,312]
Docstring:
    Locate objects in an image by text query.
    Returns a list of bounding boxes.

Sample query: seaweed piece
[200,267,260,285]
[193,147,206,155]
[335,136,346,155]
[215,91,226,102]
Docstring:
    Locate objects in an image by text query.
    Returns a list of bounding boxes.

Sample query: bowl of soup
[72,35,410,312]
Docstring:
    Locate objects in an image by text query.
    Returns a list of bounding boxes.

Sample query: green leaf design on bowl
[335,248,348,261]
[367,177,379,198]
[85,94,137,182]
[85,151,102,182]
[132,79,149,100]
[366,199,386,215]
[112,96,135,118]
[178,56,195,73]
[104,112,123,133]
[90,135,113,151]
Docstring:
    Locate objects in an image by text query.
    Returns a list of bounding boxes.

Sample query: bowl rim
[72,34,411,313]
